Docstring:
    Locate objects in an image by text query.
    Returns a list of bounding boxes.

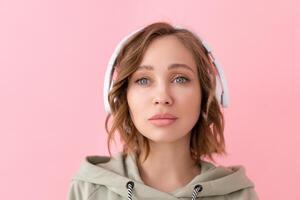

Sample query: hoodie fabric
[67,151,259,200]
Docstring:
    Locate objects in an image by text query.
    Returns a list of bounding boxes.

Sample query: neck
[136,136,201,191]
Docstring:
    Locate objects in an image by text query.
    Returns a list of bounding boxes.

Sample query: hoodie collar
[72,151,255,199]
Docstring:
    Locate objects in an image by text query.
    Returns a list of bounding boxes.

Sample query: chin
[143,130,189,144]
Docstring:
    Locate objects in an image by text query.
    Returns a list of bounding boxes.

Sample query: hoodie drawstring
[126,181,134,200]
[191,184,203,200]
[126,181,203,200]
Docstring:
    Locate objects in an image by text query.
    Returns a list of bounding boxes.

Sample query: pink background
[0,0,299,199]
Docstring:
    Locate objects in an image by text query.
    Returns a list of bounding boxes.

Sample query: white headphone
[103,24,229,114]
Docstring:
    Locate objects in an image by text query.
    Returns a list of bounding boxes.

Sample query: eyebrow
[137,63,195,73]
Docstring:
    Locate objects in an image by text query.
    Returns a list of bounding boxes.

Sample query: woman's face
[126,35,201,144]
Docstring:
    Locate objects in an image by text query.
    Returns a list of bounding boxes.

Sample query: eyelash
[134,76,190,86]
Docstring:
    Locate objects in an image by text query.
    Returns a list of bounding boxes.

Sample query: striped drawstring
[126,181,203,200]
[126,181,134,200]
[192,184,203,200]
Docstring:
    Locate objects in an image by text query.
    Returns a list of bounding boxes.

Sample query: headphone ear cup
[104,80,112,114]
[215,75,223,106]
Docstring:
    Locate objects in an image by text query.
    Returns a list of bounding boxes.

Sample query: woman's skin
[126,35,202,193]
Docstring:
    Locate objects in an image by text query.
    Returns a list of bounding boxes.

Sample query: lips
[148,118,177,126]
[149,113,178,120]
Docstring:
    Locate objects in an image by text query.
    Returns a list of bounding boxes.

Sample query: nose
[152,84,173,106]
[154,97,172,105]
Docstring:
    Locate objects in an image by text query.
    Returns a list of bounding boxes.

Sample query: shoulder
[199,160,259,199]
[227,186,260,200]
[67,179,101,200]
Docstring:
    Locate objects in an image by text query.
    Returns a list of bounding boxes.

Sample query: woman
[67,22,259,200]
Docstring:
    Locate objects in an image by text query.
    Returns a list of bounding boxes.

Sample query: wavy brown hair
[105,21,227,163]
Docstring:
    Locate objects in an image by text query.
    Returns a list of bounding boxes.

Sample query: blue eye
[135,76,189,86]
[174,76,189,84]
[136,77,149,85]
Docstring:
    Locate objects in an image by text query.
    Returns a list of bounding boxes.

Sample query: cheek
[127,90,145,120]
[177,85,201,103]
[176,87,202,117]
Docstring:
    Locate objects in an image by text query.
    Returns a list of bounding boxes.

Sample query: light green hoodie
[67,151,259,200]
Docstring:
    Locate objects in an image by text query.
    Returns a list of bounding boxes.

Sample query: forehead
[137,35,197,73]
